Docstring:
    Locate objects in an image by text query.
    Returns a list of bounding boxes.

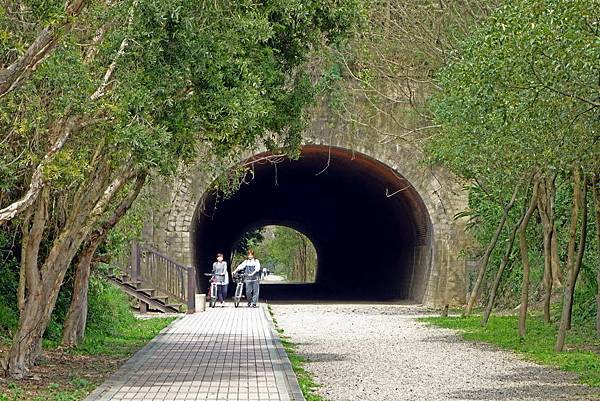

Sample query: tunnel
[192,145,433,301]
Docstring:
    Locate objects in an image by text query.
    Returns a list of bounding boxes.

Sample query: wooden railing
[127,242,196,313]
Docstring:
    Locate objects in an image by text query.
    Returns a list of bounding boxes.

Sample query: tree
[254,226,317,282]
[428,0,599,340]
[0,0,89,100]
[3,0,364,377]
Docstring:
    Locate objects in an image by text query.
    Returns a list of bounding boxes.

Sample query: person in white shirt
[233,250,261,307]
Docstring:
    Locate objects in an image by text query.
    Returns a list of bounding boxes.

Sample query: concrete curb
[262,304,306,401]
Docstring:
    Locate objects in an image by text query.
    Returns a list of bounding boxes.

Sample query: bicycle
[203,272,219,308]
[232,272,247,308]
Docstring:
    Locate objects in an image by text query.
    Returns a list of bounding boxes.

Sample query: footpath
[85,306,303,401]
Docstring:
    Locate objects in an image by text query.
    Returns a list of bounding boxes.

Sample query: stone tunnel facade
[142,115,471,306]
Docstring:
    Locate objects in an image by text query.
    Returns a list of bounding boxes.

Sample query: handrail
[126,241,196,313]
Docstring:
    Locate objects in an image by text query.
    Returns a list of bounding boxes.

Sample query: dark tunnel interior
[192,145,433,301]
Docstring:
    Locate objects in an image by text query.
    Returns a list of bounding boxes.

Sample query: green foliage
[252,226,317,282]
[233,228,265,256]
[427,0,600,326]
[0,229,20,341]
[1,0,366,211]
[421,315,600,387]
[428,0,599,180]
[85,277,137,337]
[0,315,173,401]
[71,314,175,358]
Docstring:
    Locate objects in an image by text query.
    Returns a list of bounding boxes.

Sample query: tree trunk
[537,175,557,323]
[62,172,146,347]
[17,211,33,316]
[463,184,519,317]
[593,174,600,337]
[555,169,588,352]
[550,226,562,287]
[481,209,524,326]
[541,227,553,323]
[518,178,539,339]
[61,243,95,348]
[4,157,125,378]
[9,188,48,368]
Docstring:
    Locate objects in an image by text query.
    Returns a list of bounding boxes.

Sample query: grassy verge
[420,314,600,387]
[0,316,175,401]
[266,304,328,401]
[58,315,176,358]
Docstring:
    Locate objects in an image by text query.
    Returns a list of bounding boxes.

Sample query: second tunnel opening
[192,145,433,302]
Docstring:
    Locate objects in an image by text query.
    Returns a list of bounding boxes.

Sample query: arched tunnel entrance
[192,145,433,301]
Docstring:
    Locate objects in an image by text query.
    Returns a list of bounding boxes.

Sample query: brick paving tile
[85,306,303,401]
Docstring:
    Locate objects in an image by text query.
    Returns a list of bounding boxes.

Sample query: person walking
[233,250,261,307]
[212,253,229,306]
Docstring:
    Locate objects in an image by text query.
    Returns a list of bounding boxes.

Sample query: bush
[85,275,136,337]
[0,229,20,340]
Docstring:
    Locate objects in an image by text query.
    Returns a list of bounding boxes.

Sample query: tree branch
[0,0,88,99]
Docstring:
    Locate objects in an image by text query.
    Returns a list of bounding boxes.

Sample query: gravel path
[270,303,598,401]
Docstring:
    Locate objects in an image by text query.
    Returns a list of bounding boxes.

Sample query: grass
[0,316,176,401]
[267,304,328,401]
[420,314,600,387]
[55,316,177,358]
[0,380,95,401]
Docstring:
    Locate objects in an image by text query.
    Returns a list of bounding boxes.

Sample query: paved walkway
[85,306,304,401]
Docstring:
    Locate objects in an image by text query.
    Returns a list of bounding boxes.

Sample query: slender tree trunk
[518,178,540,338]
[17,212,33,316]
[541,229,553,323]
[481,210,524,326]
[537,175,557,323]
[555,170,588,352]
[61,243,96,348]
[593,174,600,337]
[463,184,519,317]
[550,226,562,287]
[62,173,146,347]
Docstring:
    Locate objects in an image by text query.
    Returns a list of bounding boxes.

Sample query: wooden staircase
[107,242,196,314]
[108,271,183,313]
